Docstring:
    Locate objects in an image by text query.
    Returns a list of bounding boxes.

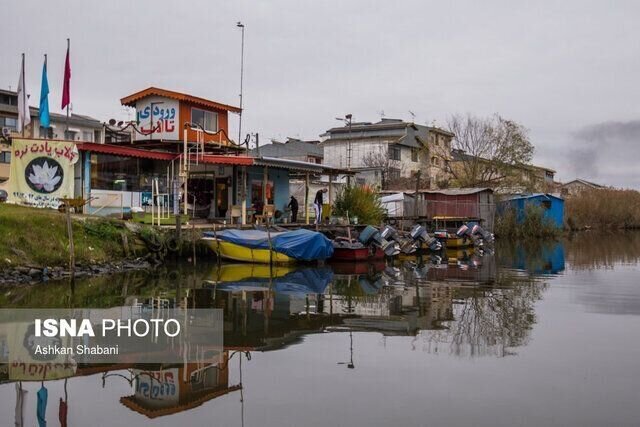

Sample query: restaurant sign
[8,138,79,209]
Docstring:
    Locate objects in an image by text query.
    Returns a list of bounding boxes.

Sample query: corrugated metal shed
[498,193,564,228]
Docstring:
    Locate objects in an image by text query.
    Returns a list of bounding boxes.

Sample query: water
[1,232,640,426]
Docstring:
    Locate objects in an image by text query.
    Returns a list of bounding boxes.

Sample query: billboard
[135,96,179,141]
[8,138,79,209]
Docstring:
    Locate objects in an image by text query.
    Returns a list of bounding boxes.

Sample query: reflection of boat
[330,260,386,275]
[202,229,334,264]
[434,231,474,249]
[208,263,295,282]
[213,267,334,296]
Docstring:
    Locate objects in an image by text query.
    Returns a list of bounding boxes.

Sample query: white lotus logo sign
[25,157,64,194]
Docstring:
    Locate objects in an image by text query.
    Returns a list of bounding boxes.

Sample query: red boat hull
[331,246,371,261]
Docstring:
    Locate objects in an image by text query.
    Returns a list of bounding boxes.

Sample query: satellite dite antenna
[408,111,416,122]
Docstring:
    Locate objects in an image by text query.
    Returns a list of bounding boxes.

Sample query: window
[541,200,551,210]
[251,180,275,204]
[90,154,169,192]
[389,145,401,161]
[389,168,401,180]
[191,108,218,132]
[431,156,439,166]
[1,116,17,130]
[411,148,419,162]
[0,151,10,164]
[64,130,77,140]
[39,126,54,139]
[82,131,93,142]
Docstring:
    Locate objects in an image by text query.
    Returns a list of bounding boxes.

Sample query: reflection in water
[2,233,640,425]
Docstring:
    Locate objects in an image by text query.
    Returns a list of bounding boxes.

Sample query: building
[497,193,565,229]
[320,118,453,189]
[1,87,104,190]
[250,138,322,164]
[379,187,495,230]
[450,148,556,192]
[560,178,605,197]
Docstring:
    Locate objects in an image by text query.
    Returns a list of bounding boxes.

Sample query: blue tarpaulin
[215,267,334,296]
[203,229,334,261]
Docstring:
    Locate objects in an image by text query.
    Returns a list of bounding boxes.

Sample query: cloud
[567,121,640,188]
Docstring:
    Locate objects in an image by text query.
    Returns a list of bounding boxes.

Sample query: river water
[1,232,639,426]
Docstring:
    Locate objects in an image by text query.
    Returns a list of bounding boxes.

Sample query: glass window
[64,130,77,140]
[389,145,401,161]
[0,151,10,163]
[411,148,419,162]
[191,108,218,132]
[82,131,93,142]
[1,117,17,130]
[389,168,401,180]
[39,126,53,139]
[90,153,169,192]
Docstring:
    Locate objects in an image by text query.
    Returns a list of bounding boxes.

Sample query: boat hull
[203,238,296,264]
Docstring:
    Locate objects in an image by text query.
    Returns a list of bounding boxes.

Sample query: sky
[2,1,639,188]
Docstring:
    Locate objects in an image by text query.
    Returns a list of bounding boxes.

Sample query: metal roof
[121,87,241,113]
[379,187,492,196]
[501,193,564,201]
[253,156,354,175]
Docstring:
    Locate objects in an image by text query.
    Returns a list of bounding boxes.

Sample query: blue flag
[39,57,50,128]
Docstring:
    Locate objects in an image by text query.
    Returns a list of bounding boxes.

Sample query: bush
[333,185,385,225]
[565,188,640,229]
[495,204,560,239]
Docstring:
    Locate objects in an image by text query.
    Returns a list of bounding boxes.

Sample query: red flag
[61,41,71,109]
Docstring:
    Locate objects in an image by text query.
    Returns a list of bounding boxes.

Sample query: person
[252,198,264,223]
[288,195,299,223]
[313,188,328,224]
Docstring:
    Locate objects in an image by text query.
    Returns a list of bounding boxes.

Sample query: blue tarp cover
[203,229,334,261]
[216,268,334,296]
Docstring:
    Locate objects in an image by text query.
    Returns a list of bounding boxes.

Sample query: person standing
[288,195,299,223]
[313,188,328,224]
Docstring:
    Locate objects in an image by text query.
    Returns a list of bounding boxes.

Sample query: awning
[77,142,177,161]
[198,154,253,166]
[253,156,354,175]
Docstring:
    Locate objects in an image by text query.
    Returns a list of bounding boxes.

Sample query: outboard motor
[410,224,442,251]
[471,223,494,245]
[381,225,417,254]
[358,225,401,257]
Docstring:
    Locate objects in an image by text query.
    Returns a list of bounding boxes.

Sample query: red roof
[120,87,241,113]
[77,142,177,160]
[78,143,253,165]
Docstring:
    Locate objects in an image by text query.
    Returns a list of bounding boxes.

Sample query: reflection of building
[120,353,240,419]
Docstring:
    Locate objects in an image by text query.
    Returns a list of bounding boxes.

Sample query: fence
[384,199,496,230]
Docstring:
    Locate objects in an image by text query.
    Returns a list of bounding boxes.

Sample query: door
[215,178,229,218]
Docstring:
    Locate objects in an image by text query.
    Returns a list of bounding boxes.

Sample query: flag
[61,41,71,110]
[17,54,31,133]
[39,56,50,128]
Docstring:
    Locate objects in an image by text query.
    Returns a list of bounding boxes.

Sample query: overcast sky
[2,1,639,187]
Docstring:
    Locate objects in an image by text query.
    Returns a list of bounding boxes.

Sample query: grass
[495,204,561,239]
[0,203,148,268]
[565,188,640,229]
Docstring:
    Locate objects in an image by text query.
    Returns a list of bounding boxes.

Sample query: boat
[330,238,385,261]
[208,267,334,296]
[202,228,334,264]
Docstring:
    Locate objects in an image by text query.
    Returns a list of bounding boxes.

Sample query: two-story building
[320,118,453,189]
[0,87,103,190]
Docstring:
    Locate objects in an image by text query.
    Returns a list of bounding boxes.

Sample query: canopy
[204,229,334,261]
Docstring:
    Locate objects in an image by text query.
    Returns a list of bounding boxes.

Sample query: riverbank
[0,204,205,285]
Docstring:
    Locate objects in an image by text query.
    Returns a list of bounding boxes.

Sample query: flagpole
[21,53,26,138]
[65,38,70,134]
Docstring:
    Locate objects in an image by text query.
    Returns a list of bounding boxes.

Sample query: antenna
[408,111,416,122]
[378,110,385,119]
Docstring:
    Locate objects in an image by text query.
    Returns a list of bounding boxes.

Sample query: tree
[447,114,534,187]
[362,146,400,189]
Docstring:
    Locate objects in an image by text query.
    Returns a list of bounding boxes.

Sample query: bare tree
[362,146,400,189]
[447,114,534,187]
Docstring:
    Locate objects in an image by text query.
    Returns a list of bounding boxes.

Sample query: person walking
[288,195,299,223]
[313,188,328,225]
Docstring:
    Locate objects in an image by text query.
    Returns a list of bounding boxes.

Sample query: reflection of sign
[134,368,180,406]
[9,139,78,209]
[135,96,179,141]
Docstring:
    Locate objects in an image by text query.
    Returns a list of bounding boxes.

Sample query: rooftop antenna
[378,110,385,119]
[408,111,416,122]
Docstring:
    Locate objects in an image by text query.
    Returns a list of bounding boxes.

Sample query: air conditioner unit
[1,127,10,137]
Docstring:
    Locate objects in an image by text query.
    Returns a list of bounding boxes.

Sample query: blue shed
[498,193,565,228]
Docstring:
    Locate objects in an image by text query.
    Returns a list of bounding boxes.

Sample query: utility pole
[237,22,245,146]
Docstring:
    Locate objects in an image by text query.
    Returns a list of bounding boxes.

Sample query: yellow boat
[203,238,296,264]
[208,263,296,282]
[444,237,474,248]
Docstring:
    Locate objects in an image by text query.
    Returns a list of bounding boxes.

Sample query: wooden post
[414,170,421,219]
[241,166,247,226]
[65,205,75,275]
[305,173,310,225]
[192,222,196,267]
[263,166,268,207]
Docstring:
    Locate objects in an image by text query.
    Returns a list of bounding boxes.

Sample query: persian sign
[135,96,179,141]
[8,138,78,209]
